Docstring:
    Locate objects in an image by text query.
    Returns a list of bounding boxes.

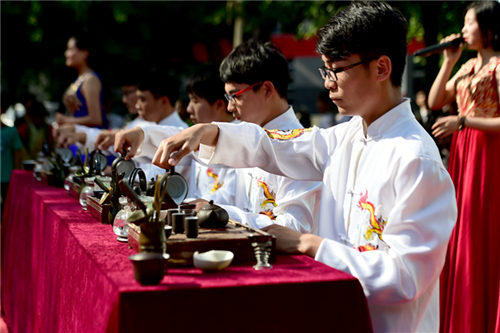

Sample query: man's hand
[95,130,117,150]
[432,115,459,139]
[57,131,86,148]
[152,123,219,169]
[52,123,75,140]
[261,224,323,258]
[114,127,145,158]
[56,112,73,125]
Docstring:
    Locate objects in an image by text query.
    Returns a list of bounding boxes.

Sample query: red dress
[440,57,500,333]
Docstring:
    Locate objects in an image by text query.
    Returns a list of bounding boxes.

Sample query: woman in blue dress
[56,35,108,129]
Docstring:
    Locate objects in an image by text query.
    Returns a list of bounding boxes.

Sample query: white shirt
[74,125,103,151]
[138,112,187,160]
[214,107,322,232]
[184,119,239,205]
[141,120,238,206]
[185,161,237,205]
[205,100,457,332]
[74,117,150,151]
[136,111,189,180]
[75,112,188,180]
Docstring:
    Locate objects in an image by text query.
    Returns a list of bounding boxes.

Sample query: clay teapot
[197,200,229,228]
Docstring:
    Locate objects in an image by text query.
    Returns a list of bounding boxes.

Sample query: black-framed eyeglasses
[224,82,263,103]
[318,58,375,82]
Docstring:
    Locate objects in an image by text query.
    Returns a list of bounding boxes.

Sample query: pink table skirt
[2,170,372,332]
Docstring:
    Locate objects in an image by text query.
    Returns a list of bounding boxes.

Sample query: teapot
[197,200,229,228]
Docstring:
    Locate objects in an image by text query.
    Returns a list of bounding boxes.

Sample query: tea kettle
[197,200,229,228]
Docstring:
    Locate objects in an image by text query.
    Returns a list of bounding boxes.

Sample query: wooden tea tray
[128,219,275,266]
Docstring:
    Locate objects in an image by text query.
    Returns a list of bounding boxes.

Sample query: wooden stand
[128,219,276,266]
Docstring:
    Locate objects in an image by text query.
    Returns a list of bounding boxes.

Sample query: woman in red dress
[429,2,500,332]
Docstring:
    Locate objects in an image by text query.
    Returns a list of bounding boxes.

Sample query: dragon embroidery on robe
[257,180,277,220]
[206,168,223,193]
[357,191,387,252]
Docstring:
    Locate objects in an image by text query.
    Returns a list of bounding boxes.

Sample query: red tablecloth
[2,170,372,332]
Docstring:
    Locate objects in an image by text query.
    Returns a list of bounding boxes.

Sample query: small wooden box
[86,196,112,224]
[128,219,275,266]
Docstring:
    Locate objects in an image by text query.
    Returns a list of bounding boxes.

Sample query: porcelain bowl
[193,250,234,271]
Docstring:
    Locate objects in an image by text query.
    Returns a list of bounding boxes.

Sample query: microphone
[412,36,464,57]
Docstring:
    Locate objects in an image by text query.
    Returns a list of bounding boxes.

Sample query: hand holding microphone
[412,34,463,58]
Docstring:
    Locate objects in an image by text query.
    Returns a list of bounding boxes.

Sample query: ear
[160,96,171,107]
[262,80,275,99]
[374,56,392,82]
[214,99,227,113]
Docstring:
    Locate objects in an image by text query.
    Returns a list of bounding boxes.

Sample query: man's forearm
[200,123,220,147]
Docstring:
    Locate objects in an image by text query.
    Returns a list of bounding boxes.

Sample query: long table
[2,170,372,332]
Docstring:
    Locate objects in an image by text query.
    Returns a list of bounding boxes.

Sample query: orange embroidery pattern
[264,128,312,141]
[206,168,223,193]
[358,245,377,252]
[259,210,277,220]
[358,191,387,243]
[257,180,277,208]
[257,180,277,219]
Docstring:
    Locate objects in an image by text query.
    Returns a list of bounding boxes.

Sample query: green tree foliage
[1,1,470,108]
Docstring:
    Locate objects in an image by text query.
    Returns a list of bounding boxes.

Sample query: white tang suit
[202,100,457,332]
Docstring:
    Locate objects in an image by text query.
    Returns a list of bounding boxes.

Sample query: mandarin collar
[360,98,412,140]
[158,111,184,126]
[263,106,300,129]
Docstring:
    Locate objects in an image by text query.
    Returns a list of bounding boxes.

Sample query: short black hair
[186,66,226,104]
[317,1,408,87]
[118,63,141,87]
[468,1,500,51]
[137,72,179,105]
[219,39,290,98]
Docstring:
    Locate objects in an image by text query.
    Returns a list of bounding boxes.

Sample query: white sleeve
[185,159,201,201]
[219,175,320,232]
[75,125,102,150]
[210,122,334,182]
[136,124,185,159]
[219,204,275,230]
[272,176,321,233]
[315,157,457,305]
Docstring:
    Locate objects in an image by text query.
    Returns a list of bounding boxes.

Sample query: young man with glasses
[150,2,457,332]
[115,40,321,233]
